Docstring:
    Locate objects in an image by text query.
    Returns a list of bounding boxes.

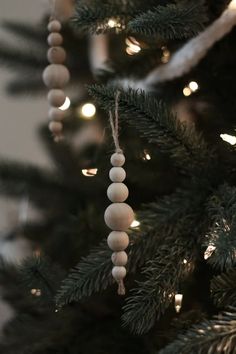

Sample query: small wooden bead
[107,183,129,203]
[48,20,62,32]
[47,33,63,46]
[107,231,129,251]
[43,64,70,88]
[111,251,128,266]
[48,107,65,121]
[112,266,127,281]
[109,167,126,182]
[48,89,66,107]
[49,121,63,134]
[47,47,66,64]
[111,153,125,167]
[105,203,134,231]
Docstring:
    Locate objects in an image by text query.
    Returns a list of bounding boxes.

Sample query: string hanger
[109,91,123,154]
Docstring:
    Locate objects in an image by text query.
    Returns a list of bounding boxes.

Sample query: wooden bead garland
[105,95,134,295]
[42,16,70,142]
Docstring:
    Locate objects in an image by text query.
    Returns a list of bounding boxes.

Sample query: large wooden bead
[109,167,126,182]
[105,203,134,231]
[112,266,127,281]
[47,33,63,46]
[48,20,62,32]
[107,183,129,203]
[47,47,66,64]
[48,89,66,107]
[43,64,70,88]
[48,107,65,121]
[112,251,128,266]
[111,153,125,167]
[49,121,63,134]
[107,231,129,251]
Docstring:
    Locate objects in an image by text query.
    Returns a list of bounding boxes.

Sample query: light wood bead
[48,89,66,107]
[47,47,66,64]
[49,121,63,134]
[107,183,129,203]
[48,107,65,121]
[109,167,126,182]
[47,33,63,46]
[48,20,62,32]
[112,251,128,266]
[112,266,127,281]
[111,153,125,167]
[43,64,70,88]
[107,231,129,251]
[105,203,134,231]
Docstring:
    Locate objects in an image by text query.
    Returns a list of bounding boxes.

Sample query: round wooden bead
[107,183,129,203]
[105,203,134,231]
[47,47,66,64]
[111,153,125,167]
[107,231,129,251]
[49,121,63,134]
[48,107,65,121]
[47,33,63,46]
[109,167,126,182]
[112,266,127,281]
[48,89,66,107]
[43,64,70,88]
[112,251,128,266]
[48,20,62,32]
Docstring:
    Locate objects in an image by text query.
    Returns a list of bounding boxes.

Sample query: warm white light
[175,294,183,313]
[161,47,171,63]
[31,288,41,297]
[131,220,140,228]
[145,153,151,160]
[220,134,236,145]
[229,0,236,9]
[189,81,199,92]
[108,19,117,28]
[204,245,216,260]
[183,259,188,264]
[59,97,71,111]
[183,87,192,97]
[80,103,96,119]
[126,37,141,56]
[82,168,98,177]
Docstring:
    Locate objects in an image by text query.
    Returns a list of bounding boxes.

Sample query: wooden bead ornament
[42,7,70,142]
[105,93,134,295]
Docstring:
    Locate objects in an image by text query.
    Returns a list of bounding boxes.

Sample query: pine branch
[20,256,64,302]
[204,184,236,271]
[211,269,236,308]
[88,84,215,177]
[159,309,236,354]
[122,239,195,335]
[128,0,208,40]
[56,187,204,307]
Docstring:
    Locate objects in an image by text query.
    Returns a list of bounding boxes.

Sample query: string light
[126,37,141,56]
[82,168,98,177]
[59,96,71,111]
[161,46,170,63]
[142,150,151,161]
[79,103,96,119]
[175,293,183,313]
[183,81,199,97]
[204,245,216,260]
[220,133,236,145]
[31,289,41,297]
[183,259,188,264]
[108,19,118,28]
[131,220,140,228]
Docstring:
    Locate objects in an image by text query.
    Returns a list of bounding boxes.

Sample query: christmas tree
[1,0,236,352]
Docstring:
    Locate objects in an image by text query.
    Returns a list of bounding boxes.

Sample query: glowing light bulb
[175,294,183,313]
[183,87,192,97]
[82,168,98,177]
[220,134,236,145]
[183,259,188,264]
[131,220,140,228]
[108,19,117,28]
[229,0,236,9]
[189,81,199,92]
[161,46,171,63]
[59,97,71,111]
[31,288,41,297]
[80,103,96,119]
[204,245,216,260]
[126,37,141,56]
